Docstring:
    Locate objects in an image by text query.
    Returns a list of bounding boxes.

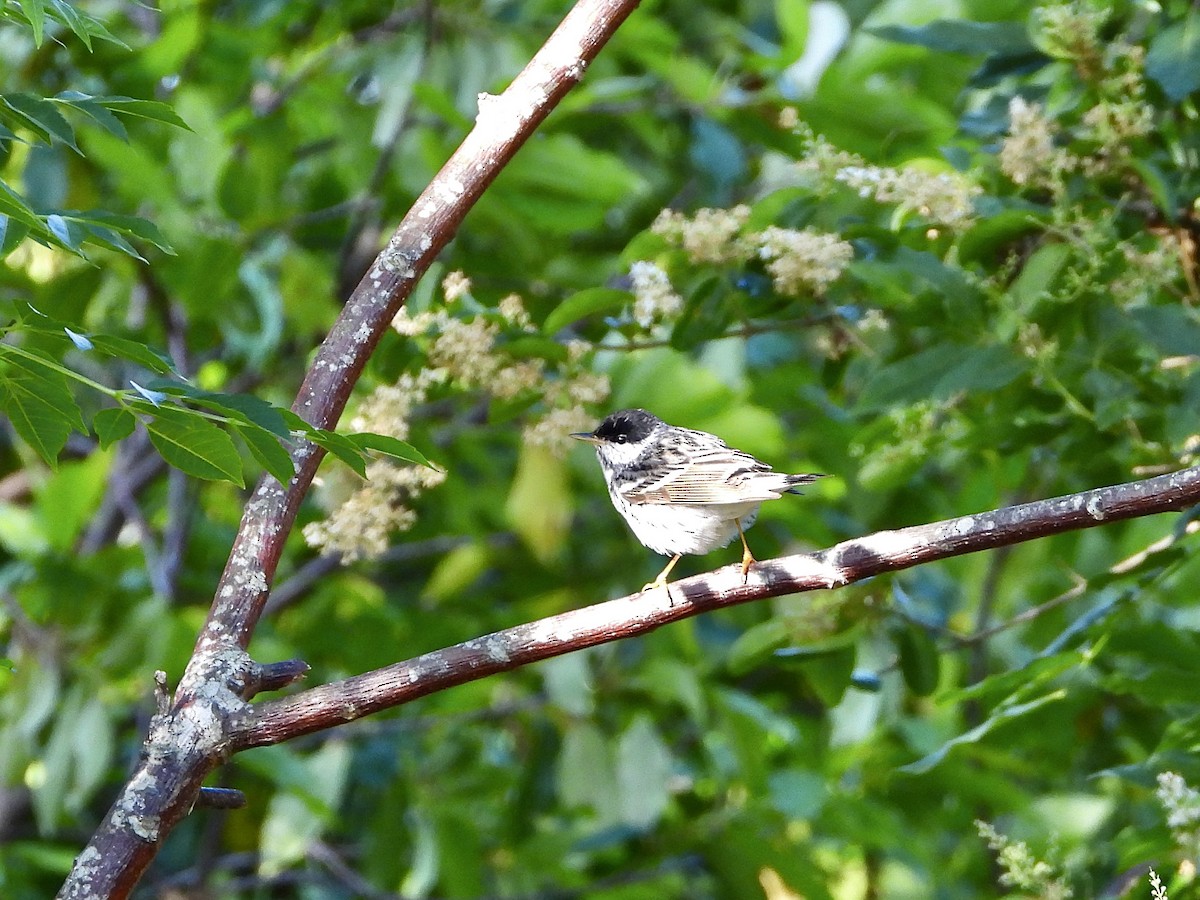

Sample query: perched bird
[571,409,824,590]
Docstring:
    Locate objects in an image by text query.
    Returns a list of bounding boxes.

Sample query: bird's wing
[619,435,785,506]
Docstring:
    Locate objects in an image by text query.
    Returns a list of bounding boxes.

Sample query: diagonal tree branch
[233,465,1200,749]
[195,0,638,658]
[56,2,642,897]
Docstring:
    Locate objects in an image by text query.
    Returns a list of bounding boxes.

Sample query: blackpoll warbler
[572,409,824,590]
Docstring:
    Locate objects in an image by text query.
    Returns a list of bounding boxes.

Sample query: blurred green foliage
[2,0,1200,897]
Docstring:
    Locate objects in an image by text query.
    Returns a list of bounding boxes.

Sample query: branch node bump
[196,787,247,811]
[153,670,170,717]
[249,658,311,696]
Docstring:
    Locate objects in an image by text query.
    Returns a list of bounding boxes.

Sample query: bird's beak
[570,432,600,444]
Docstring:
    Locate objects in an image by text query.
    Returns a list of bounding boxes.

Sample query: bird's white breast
[606,482,761,556]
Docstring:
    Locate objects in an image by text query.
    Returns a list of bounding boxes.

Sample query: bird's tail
[783,472,827,494]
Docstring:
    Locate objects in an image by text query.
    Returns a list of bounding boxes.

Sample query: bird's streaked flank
[572,409,825,591]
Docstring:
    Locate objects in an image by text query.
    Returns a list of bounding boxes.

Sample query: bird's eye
[616,434,627,443]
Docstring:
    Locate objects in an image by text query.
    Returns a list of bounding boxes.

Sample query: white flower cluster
[976,820,1073,899]
[302,461,447,562]
[1157,771,1200,861]
[648,207,854,300]
[999,97,1076,189]
[628,261,683,327]
[756,226,855,296]
[1001,4,1154,190]
[652,205,752,264]
[1150,869,1169,900]
[393,284,547,397]
[304,275,610,561]
[834,164,981,226]
[795,128,980,226]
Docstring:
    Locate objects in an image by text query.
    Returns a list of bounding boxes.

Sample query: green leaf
[308,430,368,478]
[70,211,175,255]
[1009,241,1071,309]
[0,182,48,231]
[939,650,1081,706]
[615,715,671,829]
[1131,306,1200,357]
[1128,159,1177,222]
[768,768,828,820]
[856,343,1027,412]
[422,542,491,603]
[93,407,135,448]
[868,20,1036,56]
[90,97,191,130]
[542,287,629,335]
[502,335,569,363]
[957,207,1046,267]
[895,621,940,697]
[23,0,47,47]
[727,619,791,675]
[44,214,82,251]
[87,334,177,374]
[505,442,570,564]
[258,742,351,877]
[0,349,83,466]
[1,93,79,150]
[235,423,295,484]
[900,691,1067,774]
[792,645,856,707]
[775,0,809,60]
[144,409,244,484]
[671,276,734,350]
[1146,15,1200,102]
[55,91,126,140]
[557,723,617,817]
[155,385,294,437]
[348,432,436,469]
[48,0,129,49]
[774,629,863,707]
[75,222,141,259]
[0,216,29,256]
[0,379,71,465]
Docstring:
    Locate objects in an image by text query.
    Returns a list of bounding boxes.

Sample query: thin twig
[265,533,514,617]
[953,515,1200,648]
[78,431,166,554]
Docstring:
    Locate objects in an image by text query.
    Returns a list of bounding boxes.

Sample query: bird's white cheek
[596,442,646,469]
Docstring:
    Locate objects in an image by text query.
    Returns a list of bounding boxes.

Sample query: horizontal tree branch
[234,464,1200,749]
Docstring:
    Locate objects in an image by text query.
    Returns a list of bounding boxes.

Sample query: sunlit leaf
[92,407,135,448]
[1,93,78,150]
[144,409,244,484]
[0,349,84,465]
[88,335,176,374]
[348,432,436,469]
[543,287,630,335]
[234,423,295,484]
[307,430,368,478]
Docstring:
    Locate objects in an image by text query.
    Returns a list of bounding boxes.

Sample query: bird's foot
[640,555,682,604]
[735,519,756,585]
[740,548,756,585]
[640,575,676,606]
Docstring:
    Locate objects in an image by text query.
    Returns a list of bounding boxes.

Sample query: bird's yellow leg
[737,519,755,583]
[643,554,682,592]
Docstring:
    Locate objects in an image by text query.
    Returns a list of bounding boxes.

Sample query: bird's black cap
[574,408,662,445]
